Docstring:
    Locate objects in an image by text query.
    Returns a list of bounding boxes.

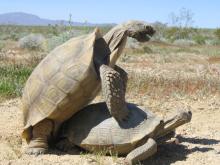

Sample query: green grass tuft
[0,65,33,99]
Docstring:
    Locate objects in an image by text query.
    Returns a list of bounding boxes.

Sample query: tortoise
[56,102,192,165]
[21,20,155,155]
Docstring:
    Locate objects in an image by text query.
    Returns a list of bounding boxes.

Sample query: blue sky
[0,0,219,28]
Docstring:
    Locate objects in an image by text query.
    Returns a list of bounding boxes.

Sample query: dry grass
[120,41,220,100]
[127,69,220,99]
[0,42,45,101]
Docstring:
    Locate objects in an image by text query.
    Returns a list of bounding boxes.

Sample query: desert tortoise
[21,21,155,155]
[57,103,192,165]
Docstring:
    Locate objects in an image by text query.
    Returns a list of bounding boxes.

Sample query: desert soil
[0,95,219,165]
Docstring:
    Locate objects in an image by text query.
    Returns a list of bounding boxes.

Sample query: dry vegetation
[0,25,220,164]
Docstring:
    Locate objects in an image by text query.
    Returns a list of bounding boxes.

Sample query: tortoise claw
[25,147,47,156]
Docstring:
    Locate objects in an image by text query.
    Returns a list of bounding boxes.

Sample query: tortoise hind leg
[56,138,76,152]
[100,64,129,122]
[125,138,157,165]
[25,119,53,155]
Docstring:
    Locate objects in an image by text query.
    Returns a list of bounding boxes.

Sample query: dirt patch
[0,97,219,165]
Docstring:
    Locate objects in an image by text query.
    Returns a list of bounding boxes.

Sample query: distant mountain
[0,12,114,26]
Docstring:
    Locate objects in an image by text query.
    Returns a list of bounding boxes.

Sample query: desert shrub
[166,8,198,42]
[0,25,28,41]
[193,35,206,45]
[19,33,46,50]
[214,28,220,40]
[165,27,197,42]
[178,28,195,39]
[47,24,60,36]
[8,32,20,41]
[173,39,196,46]
[164,27,179,41]
[47,30,84,51]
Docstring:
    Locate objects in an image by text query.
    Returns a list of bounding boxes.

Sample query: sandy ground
[0,96,220,165]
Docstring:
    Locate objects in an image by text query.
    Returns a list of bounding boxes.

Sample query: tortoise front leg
[100,64,129,122]
[114,65,128,93]
[125,138,157,165]
[25,119,53,155]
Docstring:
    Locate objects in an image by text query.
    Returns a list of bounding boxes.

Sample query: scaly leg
[100,64,129,122]
[25,119,53,155]
[114,65,128,93]
[125,138,157,165]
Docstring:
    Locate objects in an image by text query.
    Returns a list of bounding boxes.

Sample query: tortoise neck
[103,25,128,66]
[103,25,128,51]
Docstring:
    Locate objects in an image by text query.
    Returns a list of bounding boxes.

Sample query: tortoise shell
[62,103,162,155]
[22,29,110,141]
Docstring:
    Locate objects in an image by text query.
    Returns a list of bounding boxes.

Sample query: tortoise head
[156,108,192,139]
[123,20,156,42]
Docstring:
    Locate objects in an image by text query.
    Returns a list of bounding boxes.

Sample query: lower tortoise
[57,102,192,165]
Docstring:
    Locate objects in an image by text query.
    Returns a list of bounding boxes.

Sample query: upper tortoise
[21,20,155,155]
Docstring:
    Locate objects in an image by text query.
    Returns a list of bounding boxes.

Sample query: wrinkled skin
[123,20,156,42]
[103,20,156,67]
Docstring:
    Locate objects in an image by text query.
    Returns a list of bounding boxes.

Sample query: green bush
[165,27,197,42]
[193,35,206,45]
[165,27,179,41]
